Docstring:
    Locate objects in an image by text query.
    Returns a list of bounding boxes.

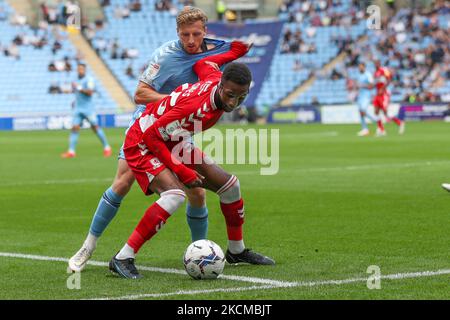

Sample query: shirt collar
[210,84,218,110]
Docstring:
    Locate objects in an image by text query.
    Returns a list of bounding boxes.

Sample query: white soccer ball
[183,239,225,280]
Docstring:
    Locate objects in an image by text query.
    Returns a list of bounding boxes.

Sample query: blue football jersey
[139,38,230,94]
[357,71,373,100]
[74,75,96,113]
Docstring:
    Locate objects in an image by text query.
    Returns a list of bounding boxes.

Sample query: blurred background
[0,0,448,129]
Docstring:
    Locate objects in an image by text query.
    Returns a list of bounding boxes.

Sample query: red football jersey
[124,41,249,184]
[374,66,392,95]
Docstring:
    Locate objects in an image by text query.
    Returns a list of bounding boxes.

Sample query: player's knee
[186,187,206,207]
[217,175,241,204]
[156,189,186,215]
[72,126,80,132]
[112,175,135,196]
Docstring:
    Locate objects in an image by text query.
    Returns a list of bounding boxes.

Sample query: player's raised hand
[185,171,205,189]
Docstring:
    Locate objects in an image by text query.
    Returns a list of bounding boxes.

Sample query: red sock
[377,120,384,131]
[220,198,245,241]
[127,203,171,253]
[391,117,401,126]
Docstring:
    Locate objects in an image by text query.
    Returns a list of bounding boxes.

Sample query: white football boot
[398,121,405,135]
[376,128,386,137]
[357,128,370,136]
[68,244,93,272]
[441,183,450,192]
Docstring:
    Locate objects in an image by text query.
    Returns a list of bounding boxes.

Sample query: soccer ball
[183,239,225,280]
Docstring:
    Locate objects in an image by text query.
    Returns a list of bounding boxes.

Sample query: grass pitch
[0,121,449,300]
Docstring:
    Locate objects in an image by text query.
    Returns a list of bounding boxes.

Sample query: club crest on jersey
[150,158,162,170]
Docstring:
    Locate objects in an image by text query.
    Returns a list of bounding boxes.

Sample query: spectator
[48,83,62,94]
[126,63,135,78]
[130,0,142,12]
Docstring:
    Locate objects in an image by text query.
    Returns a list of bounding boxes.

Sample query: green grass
[1,121,449,299]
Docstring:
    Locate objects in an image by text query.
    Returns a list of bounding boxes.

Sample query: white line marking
[89,285,278,300]
[1,251,449,300]
[0,178,112,187]
[2,161,449,186]
[236,160,450,175]
[103,268,450,300]
[0,252,293,287]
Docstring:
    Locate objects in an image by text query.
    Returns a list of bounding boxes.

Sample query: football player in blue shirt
[61,63,112,158]
[69,7,250,271]
[355,62,378,136]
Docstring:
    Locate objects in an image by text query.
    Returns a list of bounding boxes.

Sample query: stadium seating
[292,4,450,106]
[0,1,117,115]
[90,0,182,98]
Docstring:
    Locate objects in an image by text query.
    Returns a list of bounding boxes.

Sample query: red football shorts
[124,142,208,195]
[373,93,390,112]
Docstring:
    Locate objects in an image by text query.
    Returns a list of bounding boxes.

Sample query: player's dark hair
[222,63,252,86]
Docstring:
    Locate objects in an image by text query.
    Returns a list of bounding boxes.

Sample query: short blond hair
[176,6,208,29]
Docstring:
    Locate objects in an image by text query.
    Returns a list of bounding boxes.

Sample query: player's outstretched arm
[193,41,250,81]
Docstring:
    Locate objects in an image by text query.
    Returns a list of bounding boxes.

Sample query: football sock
[228,240,245,254]
[391,117,402,126]
[95,128,110,148]
[186,203,208,242]
[89,187,123,237]
[220,199,245,242]
[377,120,384,131]
[360,116,368,130]
[127,190,185,254]
[127,203,171,253]
[116,243,135,260]
[84,233,98,252]
[68,131,79,153]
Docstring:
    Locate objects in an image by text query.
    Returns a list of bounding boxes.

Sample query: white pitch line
[89,285,278,300]
[236,160,450,175]
[0,178,112,187]
[0,252,293,287]
[99,268,450,300]
[3,160,449,186]
[2,251,450,300]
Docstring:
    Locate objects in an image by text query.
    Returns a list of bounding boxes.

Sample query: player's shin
[217,175,245,254]
[119,189,186,259]
[69,130,79,153]
[88,187,123,249]
[95,127,110,148]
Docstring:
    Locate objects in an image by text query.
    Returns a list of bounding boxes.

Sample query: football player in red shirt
[109,41,275,278]
[373,60,405,136]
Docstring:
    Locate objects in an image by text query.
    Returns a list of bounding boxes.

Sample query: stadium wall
[1,103,447,130]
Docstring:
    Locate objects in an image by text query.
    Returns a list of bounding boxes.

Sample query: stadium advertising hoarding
[321,104,401,124]
[398,103,449,121]
[267,105,321,123]
[206,21,283,107]
[0,114,125,131]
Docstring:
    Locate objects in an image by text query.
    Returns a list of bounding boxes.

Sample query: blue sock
[95,128,110,148]
[89,187,123,237]
[69,131,79,152]
[360,115,367,130]
[186,204,208,242]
